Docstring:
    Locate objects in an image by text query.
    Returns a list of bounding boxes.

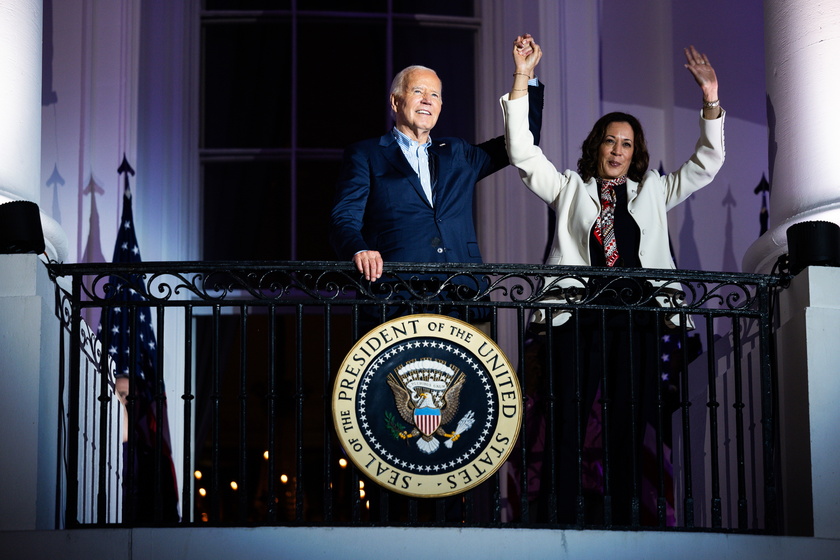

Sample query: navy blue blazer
[330,83,544,265]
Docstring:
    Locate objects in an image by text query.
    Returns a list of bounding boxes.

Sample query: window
[200,2,477,261]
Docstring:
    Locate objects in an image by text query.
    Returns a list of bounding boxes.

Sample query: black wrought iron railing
[46,261,784,532]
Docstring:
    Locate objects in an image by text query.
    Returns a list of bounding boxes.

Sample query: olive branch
[384,411,406,439]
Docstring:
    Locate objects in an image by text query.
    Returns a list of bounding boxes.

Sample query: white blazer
[500,93,726,326]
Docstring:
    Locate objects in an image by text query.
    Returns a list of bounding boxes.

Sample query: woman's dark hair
[577,112,649,182]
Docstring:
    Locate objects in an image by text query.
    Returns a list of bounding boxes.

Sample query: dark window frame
[199,4,479,261]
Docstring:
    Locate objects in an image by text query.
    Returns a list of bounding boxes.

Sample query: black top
[589,183,641,268]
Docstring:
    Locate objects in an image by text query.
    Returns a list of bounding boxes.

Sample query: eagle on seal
[387,371,467,454]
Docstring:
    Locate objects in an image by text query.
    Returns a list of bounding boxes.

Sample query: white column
[0,0,63,531]
[776,267,840,538]
[743,1,840,273]
[744,0,840,540]
[0,255,61,530]
[0,0,67,261]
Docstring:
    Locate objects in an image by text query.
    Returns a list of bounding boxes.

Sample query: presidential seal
[332,314,522,498]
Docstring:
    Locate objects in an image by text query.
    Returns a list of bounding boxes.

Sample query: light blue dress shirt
[392,127,434,205]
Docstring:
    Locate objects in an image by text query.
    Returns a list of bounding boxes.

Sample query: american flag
[102,156,179,523]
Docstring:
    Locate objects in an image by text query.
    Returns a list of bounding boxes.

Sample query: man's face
[391,69,442,139]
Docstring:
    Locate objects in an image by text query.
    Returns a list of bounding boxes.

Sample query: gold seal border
[332,314,522,498]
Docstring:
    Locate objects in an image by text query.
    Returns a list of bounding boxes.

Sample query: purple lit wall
[40,1,771,276]
[597,0,768,272]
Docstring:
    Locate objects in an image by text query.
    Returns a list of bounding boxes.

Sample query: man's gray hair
[389,65,440,118]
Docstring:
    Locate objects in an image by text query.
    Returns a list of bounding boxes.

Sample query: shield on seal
[414,407,441,437]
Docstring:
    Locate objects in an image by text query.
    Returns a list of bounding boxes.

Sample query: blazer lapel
[428,141,449,204]
[379,133,433,208]
[625,178,640,208]
[585,178,600,208]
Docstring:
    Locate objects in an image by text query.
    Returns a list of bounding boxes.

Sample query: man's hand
[513,34,542,78]
[353,250,383,282]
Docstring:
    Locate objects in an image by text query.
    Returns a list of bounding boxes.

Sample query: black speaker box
[786,220,840,275]
[0,200,46,254]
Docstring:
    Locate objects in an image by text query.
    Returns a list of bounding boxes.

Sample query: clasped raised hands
[513,34,542,78]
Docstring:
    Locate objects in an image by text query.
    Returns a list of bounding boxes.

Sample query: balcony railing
[46,261,784,532]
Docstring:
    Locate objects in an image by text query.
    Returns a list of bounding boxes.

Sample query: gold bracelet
[703,99,720,109]
[513,72,532,79]
[512,87,528,91]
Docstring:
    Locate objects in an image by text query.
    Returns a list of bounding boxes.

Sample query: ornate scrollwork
[46,261,775,314]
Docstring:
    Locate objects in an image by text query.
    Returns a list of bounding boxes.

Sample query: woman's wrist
[702,87,719,104]
[702,103,722,119]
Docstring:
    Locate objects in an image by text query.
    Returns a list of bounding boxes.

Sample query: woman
[502,36,725,525]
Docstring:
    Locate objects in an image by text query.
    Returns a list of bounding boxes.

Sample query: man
[329,37,544,325]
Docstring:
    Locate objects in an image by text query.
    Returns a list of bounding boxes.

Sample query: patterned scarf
[593,175,626,267]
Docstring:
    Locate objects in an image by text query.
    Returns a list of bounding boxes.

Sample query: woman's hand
[684,45,721,118]
[510,34,542,100]
[513,34,542,77]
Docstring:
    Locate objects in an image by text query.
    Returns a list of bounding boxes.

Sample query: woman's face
[597,121,634,180]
